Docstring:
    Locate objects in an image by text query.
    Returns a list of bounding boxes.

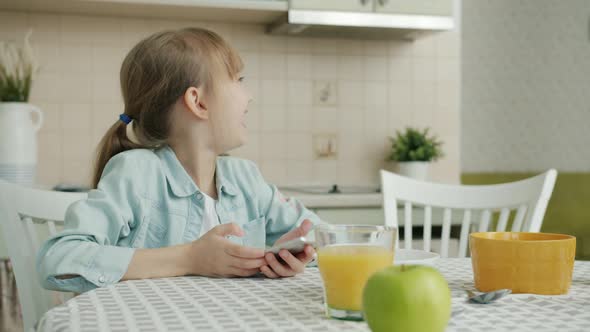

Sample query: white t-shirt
[198,193,220,237]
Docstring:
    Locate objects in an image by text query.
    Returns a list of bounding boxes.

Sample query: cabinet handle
[377,0,389,6]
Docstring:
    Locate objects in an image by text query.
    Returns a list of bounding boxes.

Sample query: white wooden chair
[0,180,87,332]
[380,169,557,258]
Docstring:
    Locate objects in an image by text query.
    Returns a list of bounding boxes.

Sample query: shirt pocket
[228,216,266,249]
[134,198,188,248]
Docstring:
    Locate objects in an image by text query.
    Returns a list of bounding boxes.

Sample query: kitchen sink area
[278,184,383,209]
[279,184,380,195]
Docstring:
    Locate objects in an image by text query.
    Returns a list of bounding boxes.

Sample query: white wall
[1,10,461,186]
[461,0,590,173]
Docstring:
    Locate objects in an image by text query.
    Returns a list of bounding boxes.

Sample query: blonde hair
[91,28,243,188]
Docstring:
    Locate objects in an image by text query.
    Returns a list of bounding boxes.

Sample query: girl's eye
[238,76,245,82]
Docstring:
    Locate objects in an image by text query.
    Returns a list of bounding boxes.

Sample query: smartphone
[265,237,314,255]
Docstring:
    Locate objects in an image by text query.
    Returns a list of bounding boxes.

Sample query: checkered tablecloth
[37,259,590,332]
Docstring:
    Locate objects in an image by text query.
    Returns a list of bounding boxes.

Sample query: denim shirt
[36,146,322,293]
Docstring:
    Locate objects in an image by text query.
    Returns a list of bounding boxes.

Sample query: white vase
[396,161,430,181]
[0,102,43,186]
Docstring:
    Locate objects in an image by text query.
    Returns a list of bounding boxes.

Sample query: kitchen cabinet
[375,0,453,16]
[313,206,464,227]
[314,207,384,225]
[290,0,372,12]
[0,0,288,23]
[1,0,454,38]
[290,0,453,17]
[276,0,454,39]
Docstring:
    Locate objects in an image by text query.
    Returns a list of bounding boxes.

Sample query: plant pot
[396,161,430,181]
[0,102,43,186]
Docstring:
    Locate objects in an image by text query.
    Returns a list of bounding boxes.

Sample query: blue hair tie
[119,114,132,125]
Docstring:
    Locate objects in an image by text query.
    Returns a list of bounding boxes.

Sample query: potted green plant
[387,127,443,180]
[0,30,42,186]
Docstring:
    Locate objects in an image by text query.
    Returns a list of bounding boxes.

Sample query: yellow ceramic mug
[470,232,576,295]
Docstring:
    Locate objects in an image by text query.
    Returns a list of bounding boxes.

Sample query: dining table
[37,258,590,332]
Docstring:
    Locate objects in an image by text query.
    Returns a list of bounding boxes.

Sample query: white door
[374,0,453,16]
[290,0,373,12]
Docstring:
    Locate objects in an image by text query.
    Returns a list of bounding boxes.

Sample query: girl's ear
[183,86,209,120]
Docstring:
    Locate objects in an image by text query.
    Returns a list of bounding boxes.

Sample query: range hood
[267,9,454,40]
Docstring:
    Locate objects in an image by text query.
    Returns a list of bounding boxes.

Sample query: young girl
[36,28,321,293]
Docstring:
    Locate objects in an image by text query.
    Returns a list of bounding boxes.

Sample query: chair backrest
[380,169,557,258]
[0,180,87,332]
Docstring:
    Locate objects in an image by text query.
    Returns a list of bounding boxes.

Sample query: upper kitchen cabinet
[0,0,288,23]
[267,0,454,40]
[374,0,453,16]
[290,0,453,16]
[1,0,454,40]
[289,0,373,12]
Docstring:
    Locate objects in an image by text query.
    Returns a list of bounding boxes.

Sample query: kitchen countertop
[279,190,383,209]
[281,189,465,227]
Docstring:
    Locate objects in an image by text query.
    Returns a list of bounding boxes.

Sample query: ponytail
[92,120,141,188]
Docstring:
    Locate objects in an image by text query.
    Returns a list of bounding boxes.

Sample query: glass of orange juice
[315,224,396,321]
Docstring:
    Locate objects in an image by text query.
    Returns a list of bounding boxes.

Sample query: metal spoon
[465,289,511,304]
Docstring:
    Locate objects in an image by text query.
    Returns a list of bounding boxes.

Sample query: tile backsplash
[1,11,460,187]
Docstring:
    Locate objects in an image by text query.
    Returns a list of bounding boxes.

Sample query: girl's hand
[187,223,267,278]
[260,220,316,279]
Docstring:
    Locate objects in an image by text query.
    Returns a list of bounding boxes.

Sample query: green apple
[362,265,451,332]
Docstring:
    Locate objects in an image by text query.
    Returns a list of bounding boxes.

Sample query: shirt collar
[215,162,238,197]
[156,145,238,198]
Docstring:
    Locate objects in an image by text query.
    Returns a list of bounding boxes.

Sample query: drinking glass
[315,224,397,320]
